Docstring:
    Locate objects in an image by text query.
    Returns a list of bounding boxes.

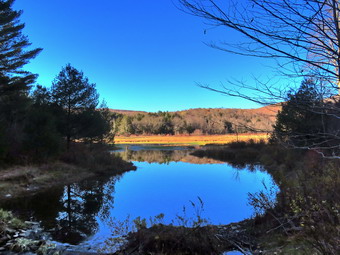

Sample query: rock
[5,242,12,248]
[6,228,16,234]
[24,221,39,225]
[19,230,28,237]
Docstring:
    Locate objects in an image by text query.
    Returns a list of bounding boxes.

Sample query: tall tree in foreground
[0,0,42,86]
[179,0,340,157]
[0,0,42,161]
[51,64,105,149]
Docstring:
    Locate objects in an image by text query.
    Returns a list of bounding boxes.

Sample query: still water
[1,146,276,249]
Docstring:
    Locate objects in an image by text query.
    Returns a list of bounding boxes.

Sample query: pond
[0,145,277,251]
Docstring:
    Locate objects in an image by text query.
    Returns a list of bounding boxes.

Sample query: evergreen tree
[0,0,42,89]
[0,0,42,161]
[51,64,100,148]
[272,79,324,147]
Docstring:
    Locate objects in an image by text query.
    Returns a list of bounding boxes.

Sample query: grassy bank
[114,133,269,145]
[0,143,136,200]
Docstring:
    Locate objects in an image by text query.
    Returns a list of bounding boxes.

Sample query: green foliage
[117,115,134,135]
[75,108,111,142]
[51,64,99,110]
[0,1,41,163]
[23,106,62,160]
[0,0,42,85]
[272,79,324,147]
[31,85,51,106]
[51,64,110,148]
[0,63,112,163]
[0,209,26,230]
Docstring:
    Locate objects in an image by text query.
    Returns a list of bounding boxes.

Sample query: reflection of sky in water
[89,161,277,243]
[0,146,278,249]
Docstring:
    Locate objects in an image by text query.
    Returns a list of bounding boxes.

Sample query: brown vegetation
[115,133,269,145]
[113,222,255,255]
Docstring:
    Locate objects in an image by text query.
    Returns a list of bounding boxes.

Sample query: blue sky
[14,0,276,112]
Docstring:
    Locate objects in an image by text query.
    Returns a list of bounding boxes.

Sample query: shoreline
[0,160,136,201]
[0,157,136,254]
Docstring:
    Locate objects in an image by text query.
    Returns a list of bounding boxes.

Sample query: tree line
[0,1,112,164]
[112,107,277,136]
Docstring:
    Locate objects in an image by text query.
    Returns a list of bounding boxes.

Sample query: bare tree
[179,0,340,157]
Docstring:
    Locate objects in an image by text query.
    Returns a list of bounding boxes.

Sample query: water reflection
[117,145,226,165]
[0,145,277,246]
[1,175,119,244]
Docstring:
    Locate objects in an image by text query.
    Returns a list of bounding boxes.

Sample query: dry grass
[114,133,269,145]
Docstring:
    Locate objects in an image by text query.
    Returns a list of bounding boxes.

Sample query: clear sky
[13,0,276,112]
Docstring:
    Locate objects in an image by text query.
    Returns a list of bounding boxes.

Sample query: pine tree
[0,0,42,161]
[51,64,99,148]
[272,79,324,147]
[0,0,42,88]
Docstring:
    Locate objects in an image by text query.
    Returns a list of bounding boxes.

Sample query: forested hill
[110,105,280,136]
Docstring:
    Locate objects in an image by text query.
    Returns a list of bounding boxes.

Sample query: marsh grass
[103,197,216,254]
[114,133,269,145]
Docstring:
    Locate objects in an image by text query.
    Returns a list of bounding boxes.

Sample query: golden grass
[114,133,269,145]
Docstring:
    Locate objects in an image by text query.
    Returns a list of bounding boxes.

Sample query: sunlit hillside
[110,105,280,136]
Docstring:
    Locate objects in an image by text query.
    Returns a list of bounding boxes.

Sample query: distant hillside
[109,109,148,115]
[110,105,280,136]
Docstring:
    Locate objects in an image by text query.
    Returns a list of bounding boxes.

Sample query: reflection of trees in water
[118,149,191,164]
[0,175,120,245]
[117,147,266,171]
[191,148,266,171]
[54,175,119,244]
[117,148,230,165]
[1,148,267,245]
